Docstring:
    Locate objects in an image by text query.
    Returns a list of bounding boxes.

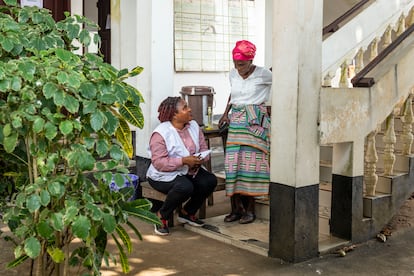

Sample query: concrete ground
[3,192,414,276]
[98,192,414,276]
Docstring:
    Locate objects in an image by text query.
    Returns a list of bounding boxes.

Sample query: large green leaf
[44,121,57,140]
[83,100,98,114]
[32,117,45,133]
[1,38,14,52]
[86,203,102,221]
[103,110,118,135]
[72,215,91,240]
[121,204,161,225]
[6,255,29,269]
[47,247,65,263]
[102,213,116,233]
[111,234,129,273]
[64,94,80,114]
[59,120,73,136]
[24,237,41,258]
[50,212,64,231]
[4,0,17,5]
[0,79,10,91]
[39,190,50,206]
[79,29,91,46]
[115,118,132,158]
[79,82,97,99]
[18,61,36,80]
[90,110,106,131]
[64,205,79,224]
[76,151,95,171]
[3,131,18,153]
[66,22,80,40]
[56,71,69,85]
[10,76,21,91]
[96,139,109,157]
[48,181,65,199]
[37,221,54,239]
[115,225,132,253]
[126,220,142,241]
[55,48,72,62]
[128,66,144,77]
[109,145,125,161]
[26,194,41,212]
[43,82,60,99]
[118,102,144,129]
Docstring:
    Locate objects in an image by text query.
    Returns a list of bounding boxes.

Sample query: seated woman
[147,96,217,235]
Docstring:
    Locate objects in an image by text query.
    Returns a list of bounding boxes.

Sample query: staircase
[319,0,414,244]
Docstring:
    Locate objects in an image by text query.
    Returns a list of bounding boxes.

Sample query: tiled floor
[185,215,269,256]
[187,190,349,257]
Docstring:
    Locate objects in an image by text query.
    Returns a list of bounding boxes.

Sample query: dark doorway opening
[97,0,111,63]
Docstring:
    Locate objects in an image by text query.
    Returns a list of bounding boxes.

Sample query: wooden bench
[141,175,225,226]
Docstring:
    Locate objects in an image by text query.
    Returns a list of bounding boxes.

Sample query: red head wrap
[232,40,256,61]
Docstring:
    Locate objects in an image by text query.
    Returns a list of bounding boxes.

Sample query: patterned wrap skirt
[224,104,270,197]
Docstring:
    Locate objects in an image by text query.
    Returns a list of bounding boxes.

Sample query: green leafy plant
[0,0,159,275]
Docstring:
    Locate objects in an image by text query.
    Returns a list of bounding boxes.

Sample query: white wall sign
[174,0,256,72]
[21,0,43,8]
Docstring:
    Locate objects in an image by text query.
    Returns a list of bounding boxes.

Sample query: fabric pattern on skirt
[225,145,270,197]
[224,105,270,197]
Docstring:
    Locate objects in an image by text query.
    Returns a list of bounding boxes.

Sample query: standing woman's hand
[219,114,229,128]
[219,96,232,129]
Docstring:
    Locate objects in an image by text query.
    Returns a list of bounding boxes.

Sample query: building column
[113,0,174,160]
[330,141,364,240]
[269,0,322,262]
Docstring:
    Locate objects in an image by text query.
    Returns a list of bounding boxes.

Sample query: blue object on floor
[109,173,139,201]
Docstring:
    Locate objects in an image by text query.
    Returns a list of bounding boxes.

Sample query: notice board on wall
[174,0,256,72]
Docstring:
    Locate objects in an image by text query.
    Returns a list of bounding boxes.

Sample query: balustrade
[401,94,414,155]
[322,4,414,88]
[382,112,396,176]
[364,129,378,197]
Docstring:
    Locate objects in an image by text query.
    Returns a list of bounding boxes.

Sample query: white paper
[194,150,211,159]
[21,0,43,8]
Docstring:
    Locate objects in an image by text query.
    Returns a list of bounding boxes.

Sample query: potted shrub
[0,0,159,275]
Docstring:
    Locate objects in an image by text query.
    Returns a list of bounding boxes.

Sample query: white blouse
[229,66,272,105]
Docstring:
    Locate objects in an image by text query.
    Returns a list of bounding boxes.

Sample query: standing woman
[219,40,272,224]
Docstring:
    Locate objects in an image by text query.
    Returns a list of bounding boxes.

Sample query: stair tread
[320,159,332,167]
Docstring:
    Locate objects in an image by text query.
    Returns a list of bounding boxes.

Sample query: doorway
[97,0,110,63]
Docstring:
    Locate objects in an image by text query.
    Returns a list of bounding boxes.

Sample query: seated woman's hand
[182,155,204,168]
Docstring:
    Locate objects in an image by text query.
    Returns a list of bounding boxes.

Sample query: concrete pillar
[330,141,364,240]
[269,0,322,262]
[113,0,174,158]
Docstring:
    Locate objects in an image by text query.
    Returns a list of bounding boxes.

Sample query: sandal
[239,212,256,224]
[224,213,242,222]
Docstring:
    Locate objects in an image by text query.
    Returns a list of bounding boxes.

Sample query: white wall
[78,0,267,157]
[173,0,268,117]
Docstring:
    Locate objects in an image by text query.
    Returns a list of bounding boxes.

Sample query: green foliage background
[0,0,158,274]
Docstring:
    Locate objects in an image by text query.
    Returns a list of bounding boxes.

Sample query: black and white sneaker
[178,212,204,227]
[154,219,169,236]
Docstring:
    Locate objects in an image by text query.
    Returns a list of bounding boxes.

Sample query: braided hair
[158,96,182,122]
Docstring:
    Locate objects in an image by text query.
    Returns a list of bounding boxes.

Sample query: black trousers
[148,167,217,220]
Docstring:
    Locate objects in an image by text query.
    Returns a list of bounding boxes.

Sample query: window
[174,0,256,72]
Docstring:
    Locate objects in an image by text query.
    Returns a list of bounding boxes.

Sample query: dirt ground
[1,195,414,276]
[380,193,414,236]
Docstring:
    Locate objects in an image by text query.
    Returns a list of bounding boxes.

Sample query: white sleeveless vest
[146,120,200,182]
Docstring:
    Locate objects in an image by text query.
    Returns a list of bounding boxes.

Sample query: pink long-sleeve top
[149,124,210,175]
